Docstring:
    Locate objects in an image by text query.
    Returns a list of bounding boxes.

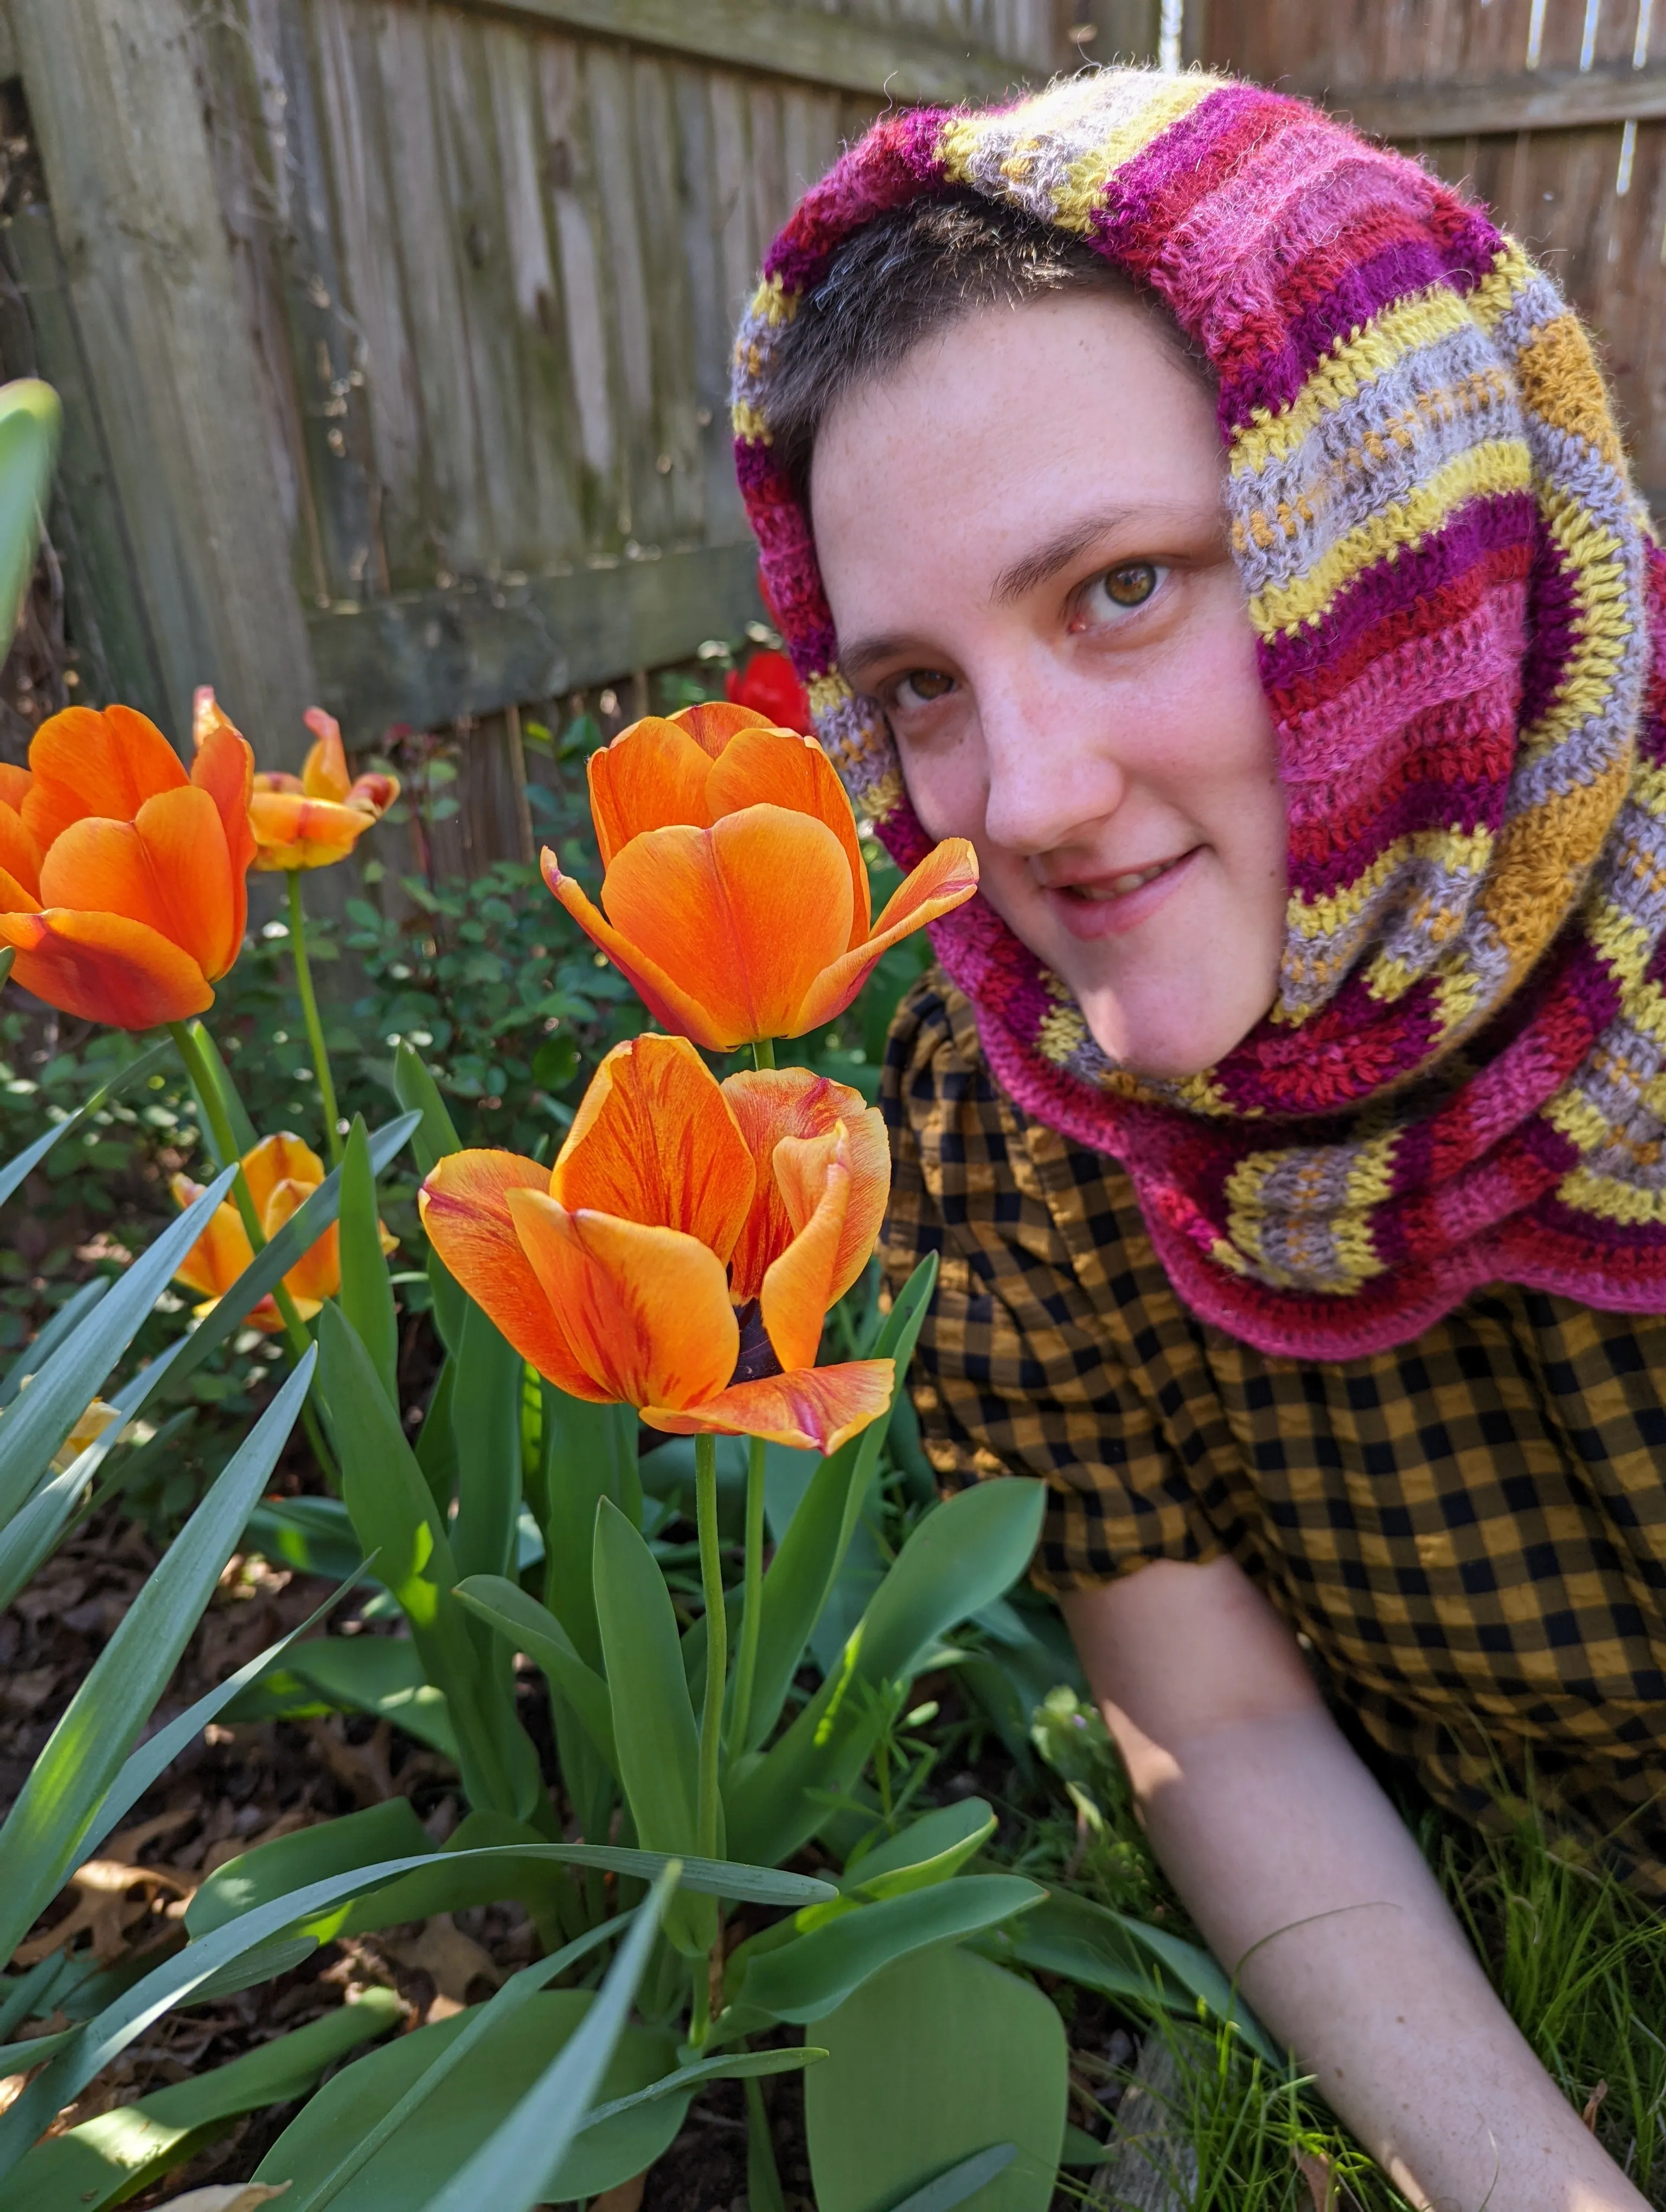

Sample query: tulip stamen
[730,1300,784,1385]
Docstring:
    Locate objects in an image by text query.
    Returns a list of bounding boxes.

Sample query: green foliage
[0,380,60,653]
[805,1945,1067,2212]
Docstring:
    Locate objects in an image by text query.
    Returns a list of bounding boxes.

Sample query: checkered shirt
[882,976,1666,1893]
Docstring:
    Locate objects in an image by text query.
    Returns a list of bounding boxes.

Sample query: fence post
[7,0,318,755]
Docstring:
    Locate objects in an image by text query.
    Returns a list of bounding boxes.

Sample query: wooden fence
[1200,0,1666,519]
[0,0,1065,807]
[1,0,1663,872]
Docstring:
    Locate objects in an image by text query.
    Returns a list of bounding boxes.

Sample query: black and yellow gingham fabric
[883,977,1666,1892]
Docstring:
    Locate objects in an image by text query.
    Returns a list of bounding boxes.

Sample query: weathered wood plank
[306,539,764,737]
[1324,58,1666,140]
[9,0,320,750]
[441,0,1041,100]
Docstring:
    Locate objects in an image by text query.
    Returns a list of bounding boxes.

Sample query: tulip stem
[167,1021,334,1480]
[727,1435,767,1764]
[751,1038,777,1072]
[287,871,343,1167]
[694,1432,727,1856]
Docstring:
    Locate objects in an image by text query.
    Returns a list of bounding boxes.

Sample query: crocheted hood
[731,68,1666,1359]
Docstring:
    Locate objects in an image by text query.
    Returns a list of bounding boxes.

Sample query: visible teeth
[1073,858,1177,900]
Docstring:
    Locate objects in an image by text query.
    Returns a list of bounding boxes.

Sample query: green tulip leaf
[455,1573,618,1778]
[0,1349,315,1968]
[739,1874,1045,2025]
[338,1114,399,1408]
[804,1945,1067,2212]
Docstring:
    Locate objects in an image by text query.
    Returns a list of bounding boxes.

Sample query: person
[729,66,1666,2212]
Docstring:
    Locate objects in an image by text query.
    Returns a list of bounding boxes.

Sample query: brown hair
[763,191,1212,510]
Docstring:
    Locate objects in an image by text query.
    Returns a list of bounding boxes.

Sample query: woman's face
[811,292,1286,1081]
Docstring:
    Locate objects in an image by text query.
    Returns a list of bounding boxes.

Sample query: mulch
[1,1509,1133,2208]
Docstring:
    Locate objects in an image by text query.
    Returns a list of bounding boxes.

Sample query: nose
[978,679,1126,857]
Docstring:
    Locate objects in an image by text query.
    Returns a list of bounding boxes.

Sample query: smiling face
[811,292,1287,1081]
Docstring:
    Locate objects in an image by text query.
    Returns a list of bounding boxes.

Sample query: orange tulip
[419,1032,894,1452]
[171,1131,395,1329]
[543,702,978,1051]
[218,691,400,871]
[0,703,255,1029]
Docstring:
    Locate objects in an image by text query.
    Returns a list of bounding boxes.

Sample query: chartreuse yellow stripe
[1052,74,1219,230]
[1246,439,1532,636]
[1558,1163,1666,1226]
[937,76,1115,190]
[1287,826,1493,946]
[1229,284,1477,477]
[731,400,769,442]
[1518,486,1636,768]
[1469,239,1538,333]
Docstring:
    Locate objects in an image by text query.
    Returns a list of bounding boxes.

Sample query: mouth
[1053,852,1192,902]
[1041,846,1201,939]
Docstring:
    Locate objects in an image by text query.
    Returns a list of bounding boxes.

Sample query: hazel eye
[1075,562,1166,627]
[894,668,956,709]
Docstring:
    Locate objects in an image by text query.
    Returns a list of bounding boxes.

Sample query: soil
[1,1509,1133,2208]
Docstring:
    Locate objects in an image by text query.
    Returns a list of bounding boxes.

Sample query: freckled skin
[811,292,1287,1081]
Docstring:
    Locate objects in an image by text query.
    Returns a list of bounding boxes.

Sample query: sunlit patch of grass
[1007,1719,1666,2207]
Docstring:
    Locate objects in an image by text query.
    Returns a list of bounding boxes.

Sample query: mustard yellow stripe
[1229,284,1478,477]
[1345,1130,1400,1212]
[731,400,770,443]
[1330,1213,1387,1286]
[1245,439,1533,637]
[1287,825,1494,944]
[808,672,852,717]
[1431,949,1488,1039]
[1052,74,1219,231]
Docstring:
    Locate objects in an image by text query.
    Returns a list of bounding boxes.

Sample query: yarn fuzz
[732,68,1666,1360]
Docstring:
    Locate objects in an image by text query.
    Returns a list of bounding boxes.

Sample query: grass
[1002,1698,1666,2207]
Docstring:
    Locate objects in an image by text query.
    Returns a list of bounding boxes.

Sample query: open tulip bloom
[216,692,400,872]
[172,1131,392,1329]
[543,702,978,1052]
[420,1032,895,1452]
[0,703,255,1028]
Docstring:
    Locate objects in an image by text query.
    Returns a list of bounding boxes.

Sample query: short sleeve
[879,975,1221,1590]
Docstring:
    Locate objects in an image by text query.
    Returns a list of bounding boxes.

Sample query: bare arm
[1061,1557,1648,2212]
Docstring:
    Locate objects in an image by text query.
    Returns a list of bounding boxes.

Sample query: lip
[1041,846,1202,940]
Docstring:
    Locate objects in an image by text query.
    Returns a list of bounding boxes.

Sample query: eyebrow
[834,499,1227,685]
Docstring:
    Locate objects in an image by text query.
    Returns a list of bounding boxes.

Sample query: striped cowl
[731,69,1666,1359]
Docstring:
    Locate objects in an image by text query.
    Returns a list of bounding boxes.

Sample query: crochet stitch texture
[731,67,1666,1360]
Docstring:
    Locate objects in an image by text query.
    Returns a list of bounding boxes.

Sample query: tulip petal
[643,1358,895,1454]
[249,789,379,870]
[0,908,213,1027]
[244,1132,325,1220]
[0,763,30,813]
[600,809,853,1050]
[758,1152,848,1372]
[169,1179,255,1302]
[552,1033,755,1262]
[587,719,715,869]
[773,1109,889,1307]
[507,1189,738,1411]
[347,770,399,816]
[191,717,258,914]
[542,853,738,1051]
[40,785,239,981]
[704,729,870,943]
[302,709,353,802]
[793,836,980,1033]
[264,1175,341,1304]
[419,1150,601,1398]
[721,1069,881,1300]
[670,699,777,759]
[25,706,188,849]
[0,801,40,901]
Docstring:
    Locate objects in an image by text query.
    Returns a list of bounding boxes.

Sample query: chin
[1079,996,1256,1082]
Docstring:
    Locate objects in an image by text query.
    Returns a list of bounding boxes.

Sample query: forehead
[809,292,1223,625]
